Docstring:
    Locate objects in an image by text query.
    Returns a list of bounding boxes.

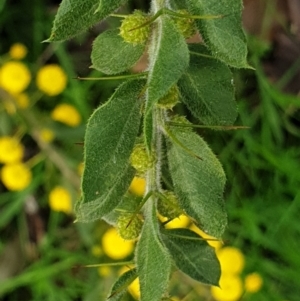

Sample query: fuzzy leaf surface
[146,16,189,114]
[167,129,227,238]
[187,0,249,68]
[48,0,127,41]
[162,228,221,285]
[107,268,138,301]
[136,202,171,301]
[76,79,145,222]
[91,29,145,75]
[179,44,237,125]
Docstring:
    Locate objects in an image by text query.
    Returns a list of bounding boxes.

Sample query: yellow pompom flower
[49,186,72,213]
[36,64,67,96]
[98,266,112,277]
[244,272,263,293]
[0,136,24,164]
[217,247,245,275]
[118,266,140,299]
[190,224,223,249]
[128,277,140,299]
[9,43,28,59]
[129,176,146,197]
[211,274,243,301]
[1,163,32,191]
[14,93,30,108]
[51,104,81,127]
[102,227,134,260]
[0,61,31,94]
[164,214,190,229]
[39,128,55,143]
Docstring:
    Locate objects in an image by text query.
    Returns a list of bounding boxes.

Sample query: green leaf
[146,16,189,114]
[178,44,237,126]
[136,201,171,301]
[167,129,227,238]
[186,0,249,68]
[91,29,146,75]
[107,268,138,301]
[161,228,221,286]
[76,79,145,222]
[47,0,127,41]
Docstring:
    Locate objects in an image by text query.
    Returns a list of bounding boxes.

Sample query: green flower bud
[170,115,193,132]
[120,10,150,44]
[117,213,144,240]
[157,190,182,219]
[157,85,180,109]
[130,143,153,175]
[173,10,197,39]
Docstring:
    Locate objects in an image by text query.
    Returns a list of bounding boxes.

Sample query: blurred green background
[1,0,300,300]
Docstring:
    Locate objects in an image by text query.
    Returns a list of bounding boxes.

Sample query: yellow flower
[190,224,223,250]
[0,136,24,164]
[129,176,146,197]
[102,227,134,260]
[1,163,32,191]
[118,266,140,299]
[98,266,112,277]
[51,104,81,127]
[49,186,72,213]
[211,274,243,301]
[0,61,31,94]
[9,43,28,59]
[91,245,102,257]
[128,277,140,299]
[244,272,263,293]
[217,247,245,275]
[36,64,67,96]
[14,93,30,108]
[163,214,190,229]
[39,128,55,142]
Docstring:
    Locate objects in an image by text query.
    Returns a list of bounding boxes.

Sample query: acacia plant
[48,0,250,300]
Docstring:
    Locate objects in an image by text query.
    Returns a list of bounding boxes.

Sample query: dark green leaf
[107,268,138,301]
[187,0,250,68]
[167,129,227,238]
[162,228,221,286]
[136,201,171,301]
[91,29,146,75]
[146,16,189,115]
[178,44,237,125]
[76,79,145,222]
[47,0,127,41]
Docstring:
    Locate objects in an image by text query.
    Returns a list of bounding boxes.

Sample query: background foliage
[1,0,300,301]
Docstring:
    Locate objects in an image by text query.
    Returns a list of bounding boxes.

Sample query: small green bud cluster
[157,85,180,110]
[130,143,154,175]
[119,10,150,44]
[157,190,182,219]
[117,213,144,240]
[171,115,193,132]
[173,10,197,39]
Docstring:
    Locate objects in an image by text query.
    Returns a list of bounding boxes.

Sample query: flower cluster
[0,136,32,191]
[211,246,263,301]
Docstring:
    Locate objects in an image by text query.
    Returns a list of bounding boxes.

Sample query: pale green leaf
[107,268,137,301]
[178,44,237,125]
[187,0,249,68]
[162,228,221,286]
[47,0,127,41]
[167,129,227,238]
[144,16,189,151]
[136,201,171,301]
[91,29,146,75]
[76,79,145,222]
